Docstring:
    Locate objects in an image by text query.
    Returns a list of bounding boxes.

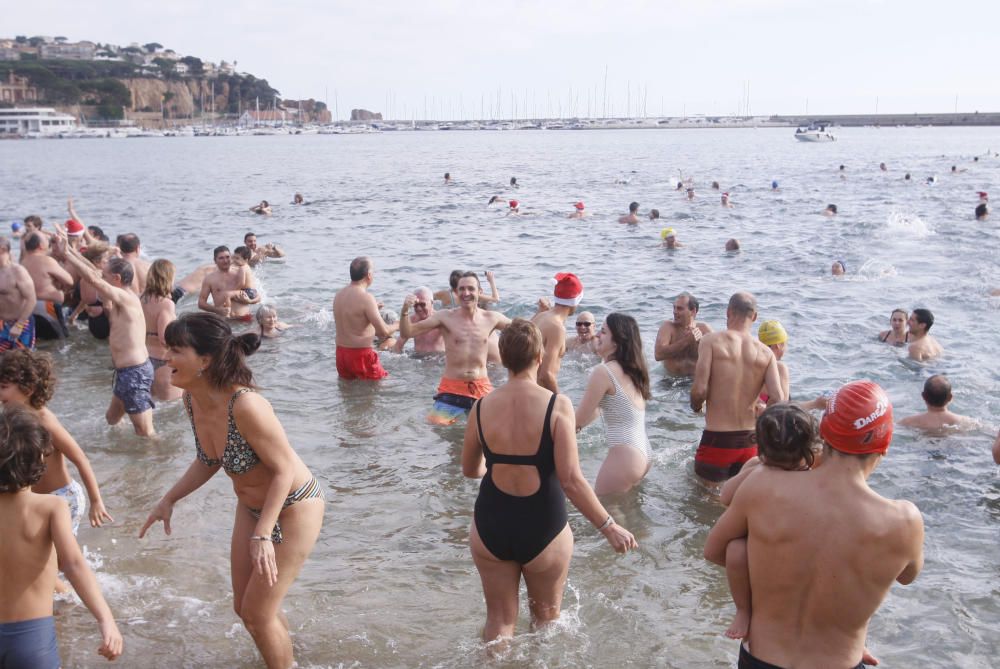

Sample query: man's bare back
[531,307,569,392]
[692,328,780,431]
[334,283,394,348]
[21,252,72,304]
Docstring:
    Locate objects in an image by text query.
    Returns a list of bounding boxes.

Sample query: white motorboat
[794,124,836,142]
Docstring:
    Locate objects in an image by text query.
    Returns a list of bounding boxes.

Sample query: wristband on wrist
[250,535,272,542]
[597,515,614,531]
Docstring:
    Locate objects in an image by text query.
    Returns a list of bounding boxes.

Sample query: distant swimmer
[823,204,838,216]
[675,181,685,191]
[721,192,734,208]
[567,202,587,219]
[531,272,584,393]
[648,208,660,221]
[904,173,912,181]
[332,256,398,380]
[249,200,271,215]
[878,308,909,346]
[509,176,518,189]
[661,228,683,249]
[907,308,942,361]
[691,292,784,484]
[725,238,741,252]
[898,375,975,431]
[704,380,924,669]
[951,165,967,174]
[435,269,500,307]
[444,172,451,185]
[975,203,989,221]
[977,191,989,202]
[654,292,712,376]
[771,180,779,191]
[244,232,285,268]
[839,164,846,179]
[487,195,506,207]
[506,199,521,215]
[400,272,511,425]
[618,201,640,224]
[880,162,888,171]
[292,193,304,204]
[686,188,696,201]
[712,181,720,190]
[392,287,445,355]
[926,175,936,184]
[831,260,846,276]
[567,310,598,355]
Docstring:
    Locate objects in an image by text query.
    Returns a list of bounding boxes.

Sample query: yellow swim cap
[660,227,676,239]
[758,320,788,346]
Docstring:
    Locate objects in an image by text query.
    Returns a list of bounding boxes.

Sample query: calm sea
[2,126,999,668]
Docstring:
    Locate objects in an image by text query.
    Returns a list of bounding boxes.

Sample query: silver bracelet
[597,515,614,531]
[249,535,272,542]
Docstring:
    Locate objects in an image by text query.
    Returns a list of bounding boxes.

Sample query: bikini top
[477,393,557,479]
[183,388,261,475]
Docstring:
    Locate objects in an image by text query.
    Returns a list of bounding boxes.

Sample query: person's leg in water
[470,518,522,655]
[725,537,751,639]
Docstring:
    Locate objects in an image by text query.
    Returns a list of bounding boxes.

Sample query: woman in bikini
[141,259,181,401]
[462,319,636,649]
[575,313,653,495]
[878,308,909,345]
[140,313,324,669]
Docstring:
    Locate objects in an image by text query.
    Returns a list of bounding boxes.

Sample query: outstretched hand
[138,499,173,538]
[602,523,639,554]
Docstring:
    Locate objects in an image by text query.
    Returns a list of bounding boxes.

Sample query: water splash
[880,209,932,238]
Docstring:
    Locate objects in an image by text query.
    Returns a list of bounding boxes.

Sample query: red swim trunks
[336,346,388,380]
[694,430,758,483]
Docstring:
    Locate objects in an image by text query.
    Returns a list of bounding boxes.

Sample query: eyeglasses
[576,322,594,328]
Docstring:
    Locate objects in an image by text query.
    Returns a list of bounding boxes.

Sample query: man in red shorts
[333,257,398,380]
[691,292,784,484]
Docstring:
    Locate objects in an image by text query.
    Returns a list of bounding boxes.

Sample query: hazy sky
[8,1,999,120]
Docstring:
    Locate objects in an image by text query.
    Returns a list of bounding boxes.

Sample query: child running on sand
[0,350,113,534]
[0,406,123,665]
[718,403,820,639]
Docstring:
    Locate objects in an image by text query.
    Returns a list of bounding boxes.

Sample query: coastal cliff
[125,78,229,116]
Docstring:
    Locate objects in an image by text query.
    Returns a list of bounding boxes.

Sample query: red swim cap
[820,380,893,455]
[509,200,519,208]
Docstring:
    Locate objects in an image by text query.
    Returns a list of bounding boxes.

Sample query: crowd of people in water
[0,151,996,668]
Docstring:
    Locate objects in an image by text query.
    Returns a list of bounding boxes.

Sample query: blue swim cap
[11,222,22,232]
[771,180,779,189]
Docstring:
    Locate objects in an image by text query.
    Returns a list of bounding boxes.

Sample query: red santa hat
[552,272,584,307]
[65,219,85,236]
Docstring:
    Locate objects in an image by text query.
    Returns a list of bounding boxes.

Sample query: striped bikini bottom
[247,477,324,544]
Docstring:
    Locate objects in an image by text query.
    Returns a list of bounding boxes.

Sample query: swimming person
[898,375,976,431]
[256,305,292,339]
[574,313,653,495]
[140,313,324,669]
[878,308,909,346]
[907,308,943,361]
[462,319,637,650]
[0,407,124,666]
[142,259,182,402]
[756,320,790,408]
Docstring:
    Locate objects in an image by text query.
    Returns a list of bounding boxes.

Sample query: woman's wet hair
[499,318,543,374]
[143,259,175,299]
[0,406,52,493]
[164,313,260,389]
[0,350,55,409]
[604,313,651,400]
[755,404,818,470]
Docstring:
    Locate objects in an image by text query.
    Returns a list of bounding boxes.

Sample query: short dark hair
[912,308,934,331]
[213,245,230,259]
[117,233,140,254]
[164,313,260,389]
[922,375,951,408]
[826,204,838,214]
[458,271,480,290]
[24,232,43,251]
[244,232,256,243]
[23,215,42,229]
[975,203,988,218]
[499,318,543,373]
[350,256,371,282]
[0,406,52,493]
[0,350,56,409]
[629,201,639,213]
[88,225,108,241]
[728,292,756,318]
[649,209,660,219]
[106,257,134,287]
[233,246,252,261]
[678,292,699,313]
[756,404,818,470]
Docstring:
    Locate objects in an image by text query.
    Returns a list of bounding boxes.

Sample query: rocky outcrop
[124,78,230,116]
[351,109,382,121]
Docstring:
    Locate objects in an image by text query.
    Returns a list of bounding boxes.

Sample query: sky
[8,0,999,121]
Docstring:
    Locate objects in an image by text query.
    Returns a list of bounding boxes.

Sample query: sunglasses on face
[576,322,594,328]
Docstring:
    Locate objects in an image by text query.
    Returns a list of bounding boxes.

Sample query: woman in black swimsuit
[140,313,324,668]
[878,308,909,346]
[462,319,636,648]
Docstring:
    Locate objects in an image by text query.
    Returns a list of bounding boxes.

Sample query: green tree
[143,42,163,53]
[153,57,176,78]
[180,56,203,76]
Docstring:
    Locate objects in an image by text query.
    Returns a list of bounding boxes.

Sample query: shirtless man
[392,287,444,355]
[333,256,398,380]
[434,269,500,307]
[400,272,511,425]
[618,201,641,224]
[114,234,148,294]
[567,310,598,355]
[721,192,734,208]
[899,375,975,431]
[531,272,583,393]
[0,237,37,351]
[907,308,942,361]
[691,292,784,483]
[198,246,260,323]
[20,232,74,340]
[244,232,285,268]
[705,380,924,669]
[655,293,712,377]
[52,228,155,436]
